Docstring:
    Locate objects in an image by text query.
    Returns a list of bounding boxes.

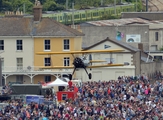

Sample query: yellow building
[33,6,84,83]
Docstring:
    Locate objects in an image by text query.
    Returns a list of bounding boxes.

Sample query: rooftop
[0,17,84,37]
[85,18,163,26]
[83,37,140,52]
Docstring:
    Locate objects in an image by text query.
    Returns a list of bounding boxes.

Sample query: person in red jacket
[108,88,111,95]
[68,80,72,88]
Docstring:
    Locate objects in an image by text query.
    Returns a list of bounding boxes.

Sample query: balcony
[2,66,72,74]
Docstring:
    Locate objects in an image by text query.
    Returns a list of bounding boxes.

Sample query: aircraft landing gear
[88,73,92,79]
[69,74,72,80]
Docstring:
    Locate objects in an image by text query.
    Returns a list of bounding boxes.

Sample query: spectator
[0,76,163,119]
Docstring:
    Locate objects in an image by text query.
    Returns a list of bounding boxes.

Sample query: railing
[2,66,72,73]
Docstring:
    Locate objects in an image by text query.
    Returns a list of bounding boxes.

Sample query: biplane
[36,49,129,80]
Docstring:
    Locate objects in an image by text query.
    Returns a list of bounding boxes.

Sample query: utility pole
[114,0,116,15]
[146,0,148,12]
[23,3,26,15]
[136,0,137,12]
[72,3,75,29]
[101,0,103,6]
[66,0,68,10]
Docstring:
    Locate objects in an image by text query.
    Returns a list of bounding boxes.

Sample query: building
[0,4,84,85]
[121,12,163,20]
[80,18,163,59]
[75,37,140,81]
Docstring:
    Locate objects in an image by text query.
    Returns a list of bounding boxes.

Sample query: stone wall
[141,61,163,78]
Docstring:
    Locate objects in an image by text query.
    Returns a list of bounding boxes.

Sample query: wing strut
[69,67,76,80]
[84,67,92,79]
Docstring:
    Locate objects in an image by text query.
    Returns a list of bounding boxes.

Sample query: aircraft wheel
[69,74,72,80]
[88,73,92,79]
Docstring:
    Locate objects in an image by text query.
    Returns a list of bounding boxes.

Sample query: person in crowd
[0,75,163,119]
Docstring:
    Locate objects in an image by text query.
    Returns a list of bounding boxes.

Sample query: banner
[126,34,141,43]
[116,31,124,41]
[26,95,44,104]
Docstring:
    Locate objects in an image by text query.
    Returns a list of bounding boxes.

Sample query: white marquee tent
[47,78,68,87]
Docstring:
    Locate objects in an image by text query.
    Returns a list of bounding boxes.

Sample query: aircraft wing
[39,64,124,69]
[36,49,124,55]
[87,64,124,68]
[90,60,106,63]
[39,66,74,69]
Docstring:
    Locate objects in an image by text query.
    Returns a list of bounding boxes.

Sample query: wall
[0,37,33,70]
[121,12,163,20]
[140,61,163,78]
[76,67,135,81]
[149,24,163,51]
[133,51,141,75]
[34,37,82,67]
[80,25,149,51]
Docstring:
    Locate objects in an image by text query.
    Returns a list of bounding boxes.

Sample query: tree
[1,0,12,11]
[43,0,57,11]
[12,0,33,12]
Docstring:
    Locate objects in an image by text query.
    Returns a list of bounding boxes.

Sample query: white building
[0,37,34,84]
[75,37,140,81]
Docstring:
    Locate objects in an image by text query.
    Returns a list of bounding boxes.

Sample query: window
[1,58,4,70]
[45,76,51,83]
[44,58,51,66]
[154,56,162,60]
[155,32,159,41]
[17,40,23,50]
[63,39,69,50]
[17,58,23,70]
[64,57,70,66]
[62,94,67,100]
[150,45,158,51]
[44,40,50,50]
[0,40,4,50]
[16,75,23,83]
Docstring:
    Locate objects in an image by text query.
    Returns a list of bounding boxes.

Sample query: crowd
[0,76,163,120]
[0,85,12,95]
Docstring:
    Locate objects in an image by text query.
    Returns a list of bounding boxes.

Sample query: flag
[104,45,111,49]
[116,31,124,41]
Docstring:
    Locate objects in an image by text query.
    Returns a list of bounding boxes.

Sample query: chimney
[138,43,143,51]
[5,11,23,17]
[33,0,42,21]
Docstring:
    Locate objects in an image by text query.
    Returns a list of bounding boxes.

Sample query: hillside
[0,0,138,13]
